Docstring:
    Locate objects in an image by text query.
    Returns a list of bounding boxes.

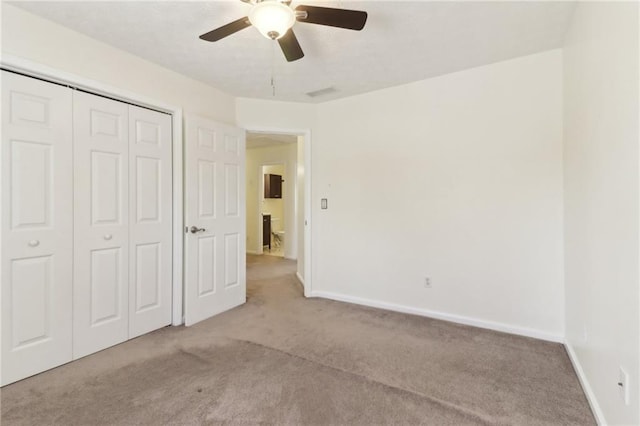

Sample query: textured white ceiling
[11,1,576,103]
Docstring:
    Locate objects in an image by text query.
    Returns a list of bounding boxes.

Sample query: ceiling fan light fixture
[249,1,296,40]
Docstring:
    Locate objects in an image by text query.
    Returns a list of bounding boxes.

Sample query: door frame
[257,161,287,256]
[245,127,312,297]
[0,54,185,326]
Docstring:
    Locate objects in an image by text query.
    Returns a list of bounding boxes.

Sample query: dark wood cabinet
[264,174,282,198]
[262,214,271,250]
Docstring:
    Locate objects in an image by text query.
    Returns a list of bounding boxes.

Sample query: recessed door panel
[135,243,161,312]
[73,90,129,359]
[198,127,216,149]
[185,116,245,326]
[135,120,160,146]
[11,140,51,229]
[2,71,73,386]
[91,151,121,225]
[199,160,216,218]
[224,164,239,217]
[198,236,216,296]
[136,156,161,223]
[224,233,239,288]
[90,110,121,138]
[11,256,51,349]
[10,91,50,127]
[225,134,238,154]
[90,248,122,325]
[128,105,172,338]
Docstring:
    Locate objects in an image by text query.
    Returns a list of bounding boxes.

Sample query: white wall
[563,2,640,425]
[236,99,316,131]
[1,4,235,123]
[246,143,297,259]
[238,50,565,341]
[313,49,565,340]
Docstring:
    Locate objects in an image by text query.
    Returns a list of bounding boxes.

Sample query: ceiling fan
[199,0,368,62]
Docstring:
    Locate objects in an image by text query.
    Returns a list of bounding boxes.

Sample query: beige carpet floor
[2,255,594,425]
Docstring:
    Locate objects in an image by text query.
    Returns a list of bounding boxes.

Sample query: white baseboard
[310,290,563,343]
[246,250,262,255]
[565,342,606,425]
[295,272,304,285]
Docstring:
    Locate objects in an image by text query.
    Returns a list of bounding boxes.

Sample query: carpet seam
[232,338,497,425]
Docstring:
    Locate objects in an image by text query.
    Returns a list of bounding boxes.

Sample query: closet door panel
[128,105,172,338]
[1,71,73,385]
[73,91,129,359]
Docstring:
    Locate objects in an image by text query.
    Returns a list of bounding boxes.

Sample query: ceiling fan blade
[295,5,367,30]
[199,17,251,42]
[278,29,304,62]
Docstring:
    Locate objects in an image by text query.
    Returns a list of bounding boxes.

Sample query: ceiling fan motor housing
[249,1,296,40]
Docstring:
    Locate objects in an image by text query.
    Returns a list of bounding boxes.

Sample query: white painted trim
[171,110,184,326]
[257,171,264,256]
[244,126,312,298]
[246,250,262,255]
[565,342,606,425]
[1,54,185,326]
[303,131,311,298]
[310,291,564,343]
[1,54,178,114]
[296,272,305,285]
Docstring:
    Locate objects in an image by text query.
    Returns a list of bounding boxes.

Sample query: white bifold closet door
[73,92,129,358]
[1,71,74,386]
[72,91,172,359]
[127,105,173,339]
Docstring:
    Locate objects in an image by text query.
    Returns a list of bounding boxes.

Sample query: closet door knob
[190,226,206,234]
[104,234,113,240]
[28,240,40,247]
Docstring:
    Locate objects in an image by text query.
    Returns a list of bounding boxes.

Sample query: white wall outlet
[424,277,432,288]
[619,367,630,405]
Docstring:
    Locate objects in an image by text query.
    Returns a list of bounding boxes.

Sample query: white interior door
[128,105,172,338]
[184,116,246,326]
[1,71,73,385]
[73,91,129,359]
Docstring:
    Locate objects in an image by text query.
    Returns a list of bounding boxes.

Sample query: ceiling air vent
[306,87,338,98]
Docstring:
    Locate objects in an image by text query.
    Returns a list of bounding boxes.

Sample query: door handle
[190,226,206,234]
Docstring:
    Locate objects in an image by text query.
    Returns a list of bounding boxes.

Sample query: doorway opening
[245,131,307,292]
